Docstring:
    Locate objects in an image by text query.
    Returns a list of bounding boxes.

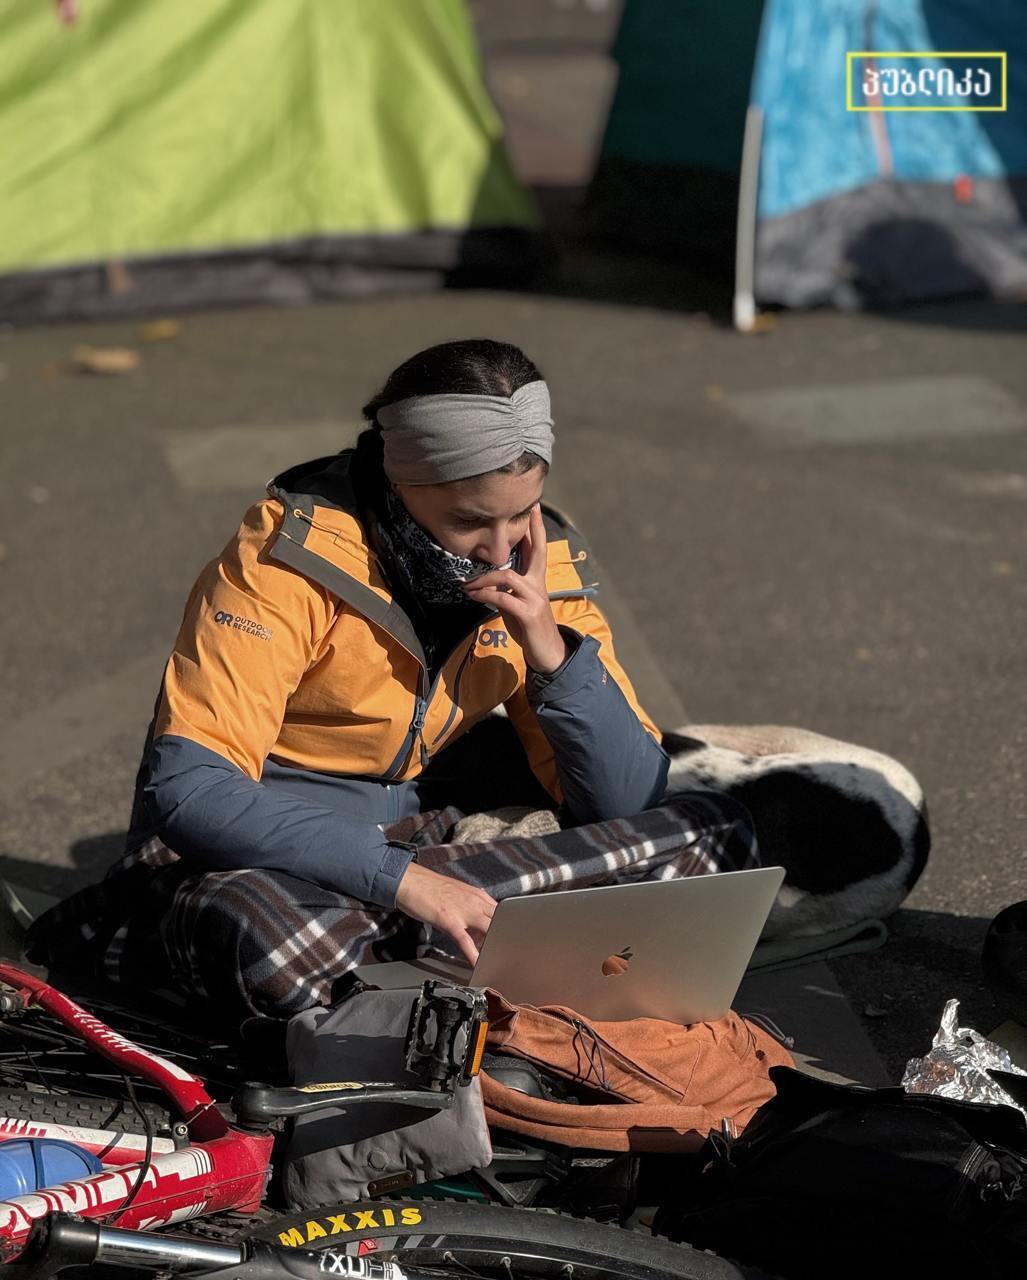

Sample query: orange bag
[480,989,794,1152]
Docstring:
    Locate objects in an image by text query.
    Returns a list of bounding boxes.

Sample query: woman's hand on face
[460,504,568,674]
[394,862,497,968]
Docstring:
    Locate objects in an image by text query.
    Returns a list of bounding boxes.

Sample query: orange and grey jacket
[139,451,669,907]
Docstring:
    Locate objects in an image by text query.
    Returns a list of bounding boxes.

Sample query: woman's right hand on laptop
[395,863,497,967]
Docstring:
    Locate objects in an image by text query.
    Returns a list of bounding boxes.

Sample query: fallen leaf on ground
[72,345,140,375]
[139,319,182,343]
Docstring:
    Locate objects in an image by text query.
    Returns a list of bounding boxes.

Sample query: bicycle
[0,961,746,1279]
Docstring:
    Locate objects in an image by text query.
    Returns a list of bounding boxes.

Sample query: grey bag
[283,986,493,1210]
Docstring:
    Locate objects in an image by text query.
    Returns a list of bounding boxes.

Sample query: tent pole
[733,104,764,332]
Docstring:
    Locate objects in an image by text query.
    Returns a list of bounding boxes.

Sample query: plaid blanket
[26,791,757,1025]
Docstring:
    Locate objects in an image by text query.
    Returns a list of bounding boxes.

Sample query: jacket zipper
[392,599,577,779]
[429,640,477,749]
[391,628,488,779]
[406,633,479,770]
[409,693,430,769]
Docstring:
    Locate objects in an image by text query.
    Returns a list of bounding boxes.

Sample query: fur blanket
[661,725,929,939]
[452,724,929,942]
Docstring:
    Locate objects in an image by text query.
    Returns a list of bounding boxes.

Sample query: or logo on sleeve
[477,628,508,649]
[211,609,272,641]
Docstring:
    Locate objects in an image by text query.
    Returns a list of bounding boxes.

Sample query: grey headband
[377,380,554,485]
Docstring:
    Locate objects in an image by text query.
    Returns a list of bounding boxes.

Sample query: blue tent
[589,0,1027,314]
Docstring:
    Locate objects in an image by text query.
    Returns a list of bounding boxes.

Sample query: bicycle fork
[30,1214,420,1280]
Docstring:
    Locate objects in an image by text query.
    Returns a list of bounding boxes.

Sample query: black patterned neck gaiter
[375,483,520,606]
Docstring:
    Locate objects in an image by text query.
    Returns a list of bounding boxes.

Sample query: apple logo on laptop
[601,946,634,977]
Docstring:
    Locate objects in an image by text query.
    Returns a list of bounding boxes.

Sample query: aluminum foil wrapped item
[902,998,1027,1118]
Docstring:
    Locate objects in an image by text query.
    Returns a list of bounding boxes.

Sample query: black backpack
[653,1065,1027,1280]
[983,900,1027,1024]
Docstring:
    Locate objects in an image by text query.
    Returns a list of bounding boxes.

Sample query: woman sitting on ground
[28,339,758,1026]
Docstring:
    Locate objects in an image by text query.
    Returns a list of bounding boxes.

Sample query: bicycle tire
[0,1087,172,1133]
[251,1198,746,1279]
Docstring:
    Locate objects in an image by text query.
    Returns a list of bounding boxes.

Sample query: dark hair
[359,339,550,483]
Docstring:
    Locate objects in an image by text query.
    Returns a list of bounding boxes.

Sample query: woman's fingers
[513,505,537,579]
[395,864,498,967]
[462,584,529,617]
[451,928,480,968]
[445,892,495,934]
[463,569,545,617]
[523,504,548,579]
[512,504,547,580]
[474,896,497,930]
[463,567,527,593]
[441,909,490,968]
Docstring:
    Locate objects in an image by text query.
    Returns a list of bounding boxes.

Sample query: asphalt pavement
[0,0,1025,1078]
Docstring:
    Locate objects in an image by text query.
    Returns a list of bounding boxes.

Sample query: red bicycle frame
[0,1115,176,1167]
[0,964,273,1262]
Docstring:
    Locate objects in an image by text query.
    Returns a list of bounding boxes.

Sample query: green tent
[0,0,539,320]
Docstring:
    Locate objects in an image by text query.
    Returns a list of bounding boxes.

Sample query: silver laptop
[355,866,785,1023]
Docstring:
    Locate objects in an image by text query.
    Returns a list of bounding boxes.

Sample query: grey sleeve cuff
[369,841,416,909]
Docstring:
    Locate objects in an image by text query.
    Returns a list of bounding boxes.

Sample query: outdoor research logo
[212,609,273,641]
[846,52,1006,111]
[477,627,509,649]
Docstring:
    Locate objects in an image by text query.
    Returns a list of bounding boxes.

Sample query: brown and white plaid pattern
[27,791,758,1024]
